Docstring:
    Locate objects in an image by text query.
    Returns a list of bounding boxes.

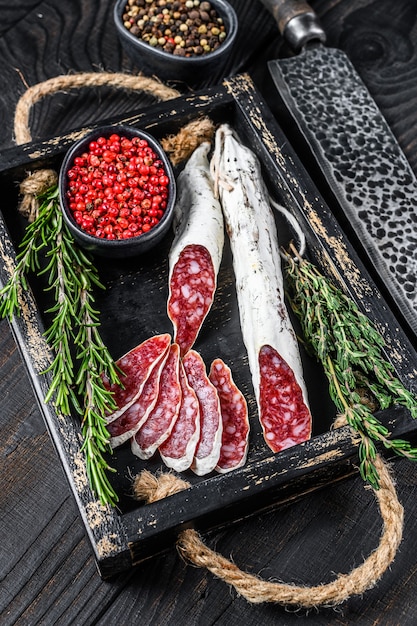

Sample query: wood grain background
[1,1,417,624]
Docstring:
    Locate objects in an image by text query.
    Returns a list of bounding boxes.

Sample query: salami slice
[131,343,182,460]
[259,345,311,452]
[158,360,200,472]
[209,358,249,473]
[103,333,171,423]
[182,349,222,476]
[167,142,224,356]
[211,125,312,452]
[107,348,169,448]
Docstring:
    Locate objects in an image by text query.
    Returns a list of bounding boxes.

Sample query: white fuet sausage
[167,142,224,356]
[211,124,311,452]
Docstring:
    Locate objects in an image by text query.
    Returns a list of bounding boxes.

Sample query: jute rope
[13,71,214,220]
[13,72,181,145]
[133,416,404,608]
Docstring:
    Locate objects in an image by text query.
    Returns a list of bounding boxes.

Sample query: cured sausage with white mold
[211,124,311,452]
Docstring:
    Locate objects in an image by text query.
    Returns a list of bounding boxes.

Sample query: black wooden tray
[1,74,416,579]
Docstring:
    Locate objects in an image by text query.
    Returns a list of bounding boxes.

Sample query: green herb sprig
[285,250,417,489]
[0,185,121,506]
[75,272,122,507]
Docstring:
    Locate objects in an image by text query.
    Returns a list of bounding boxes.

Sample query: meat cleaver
[259,0,417,336]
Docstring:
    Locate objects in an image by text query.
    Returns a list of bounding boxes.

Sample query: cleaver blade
[260,0,417,336]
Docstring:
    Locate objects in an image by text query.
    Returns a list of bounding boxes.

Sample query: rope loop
[13,71,214,220]
[133,458,403,608]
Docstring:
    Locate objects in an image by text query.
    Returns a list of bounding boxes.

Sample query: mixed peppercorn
[122,0,228,57]
[66,133,170,240]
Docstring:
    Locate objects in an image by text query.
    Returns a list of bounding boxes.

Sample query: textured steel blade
[268,45,417,335]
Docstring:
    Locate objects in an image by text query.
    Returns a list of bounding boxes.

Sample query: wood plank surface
[1,0,417,624]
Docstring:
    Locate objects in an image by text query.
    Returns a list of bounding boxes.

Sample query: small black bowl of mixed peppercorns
[113,0,238,87]
[59,124,176,259]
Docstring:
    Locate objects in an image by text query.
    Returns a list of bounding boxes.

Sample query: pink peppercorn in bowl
[113,0,238,87]
[59,125,176,259]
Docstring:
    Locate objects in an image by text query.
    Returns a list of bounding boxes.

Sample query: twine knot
[333,413,348,429]
[18,169,58,222]
[133,469,190,503]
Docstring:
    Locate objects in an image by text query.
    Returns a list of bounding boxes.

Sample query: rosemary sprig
[285,251,417,489]
[74,272,122,507]
[40,197,79,415]
[0,184,121,506]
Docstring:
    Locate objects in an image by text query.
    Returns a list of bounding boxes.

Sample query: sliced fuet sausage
[103,333,171,423]
[209,358,249,473]
[131,343,182,460]
[158,359,200,472]
[182,349,222,476]
[259,345,311,452]
[167,142,224,356]
[168,244,217,357]
[107,348,169,448]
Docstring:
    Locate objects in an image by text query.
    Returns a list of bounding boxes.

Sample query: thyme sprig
[0,188,58,320]
[285,251,417,489]
[0,185,121,506]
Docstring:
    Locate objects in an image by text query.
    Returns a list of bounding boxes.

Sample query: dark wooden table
[2,1,417,624]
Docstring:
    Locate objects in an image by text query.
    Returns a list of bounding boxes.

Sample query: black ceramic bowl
[59,125,176,259]
[113,0,238,87]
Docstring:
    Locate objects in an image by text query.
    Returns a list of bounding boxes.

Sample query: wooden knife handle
[259,0,326,50]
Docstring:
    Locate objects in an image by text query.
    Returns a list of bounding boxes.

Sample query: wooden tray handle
[134,452,403,608]
[13,72,181,146]
[13,72,214,221]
